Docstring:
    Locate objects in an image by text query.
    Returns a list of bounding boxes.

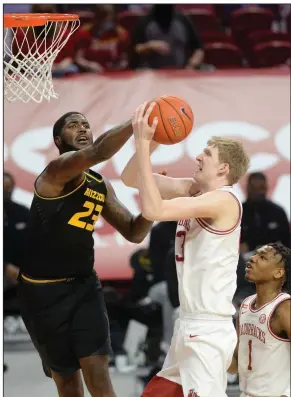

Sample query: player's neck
[199,179,230,194]
[255,283,282,308]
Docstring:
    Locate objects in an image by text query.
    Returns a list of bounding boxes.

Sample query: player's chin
[245,269,255,282]
[194,169,202,180]
[75,141,91,150]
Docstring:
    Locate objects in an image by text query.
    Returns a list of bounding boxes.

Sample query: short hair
[207,136,250,185]
[268,242,291,292]
[248,172,266,183]
[53,112,83,139]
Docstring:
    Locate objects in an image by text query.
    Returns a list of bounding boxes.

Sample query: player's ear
[274,267,285,281]
[218,163,229,177]
[54,136,62,148]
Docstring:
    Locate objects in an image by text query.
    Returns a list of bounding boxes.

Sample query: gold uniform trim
[21,274,75,284]
[34,177,86,200]
[84,171,103,183]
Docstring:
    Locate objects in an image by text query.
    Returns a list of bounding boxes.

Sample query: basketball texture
[148,95,194,145]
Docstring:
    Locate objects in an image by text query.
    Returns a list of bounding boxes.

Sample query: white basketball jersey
[238,293,291,397]
[175,186,241,317]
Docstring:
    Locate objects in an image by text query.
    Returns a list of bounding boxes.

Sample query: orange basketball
[148,95,194,145]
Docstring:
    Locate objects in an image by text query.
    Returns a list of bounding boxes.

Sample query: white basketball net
[4,18,80,103]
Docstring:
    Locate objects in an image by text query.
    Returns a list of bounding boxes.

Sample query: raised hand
[132,102,158,143]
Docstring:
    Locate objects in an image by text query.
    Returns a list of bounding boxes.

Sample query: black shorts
[18,271,112,377]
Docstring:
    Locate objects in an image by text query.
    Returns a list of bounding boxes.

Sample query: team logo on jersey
[259,314,266,324]
[188,389,200,397]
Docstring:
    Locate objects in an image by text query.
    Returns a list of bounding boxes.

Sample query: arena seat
[231,7,274,53]
[200,31,234,44]
[204,42,244,69]
[250,40,291,68]
[117,10,144,36]
[184,9,221,32]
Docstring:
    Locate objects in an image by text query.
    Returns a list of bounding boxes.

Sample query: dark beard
[60,142,79,154]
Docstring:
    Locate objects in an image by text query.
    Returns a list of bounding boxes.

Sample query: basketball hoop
[4,13,80,103]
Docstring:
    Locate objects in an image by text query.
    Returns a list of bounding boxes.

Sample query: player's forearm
[136,141,163,220]
[188,49,204,68]
[135,42,151,54]
[130,214,153,243]
[93,120,133,161]
[121,140,159,188]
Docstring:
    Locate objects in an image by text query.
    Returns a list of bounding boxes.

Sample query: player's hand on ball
[132,102,158,143]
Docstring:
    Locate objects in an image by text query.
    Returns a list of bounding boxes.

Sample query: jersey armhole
[267,297,291,342]
[196,190,242,234]
[34,167,86,201]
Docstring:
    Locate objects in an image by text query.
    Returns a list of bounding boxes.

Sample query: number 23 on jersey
[68,201,103,231]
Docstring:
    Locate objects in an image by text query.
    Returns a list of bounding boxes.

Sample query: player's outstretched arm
[101,177,153,243]
[46,120,133,184]
[132,103,236,221]
[121,139,198,199]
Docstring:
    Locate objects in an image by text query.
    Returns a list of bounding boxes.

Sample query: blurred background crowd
[4,3,291,75]
[3,3,291,396]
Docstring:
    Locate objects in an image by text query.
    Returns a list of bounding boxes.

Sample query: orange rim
[4,13,79,28]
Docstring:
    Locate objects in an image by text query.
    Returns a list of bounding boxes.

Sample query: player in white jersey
[121,102,250,397]
[228,242,291,397]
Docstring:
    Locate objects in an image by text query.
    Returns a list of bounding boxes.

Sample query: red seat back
[117,11,144,36]
[184,9,221,32]
[251,40,291,67]
[231,7,274,53]
[200,31,234,44]
[204,42,244,68]
[248,30,290,47]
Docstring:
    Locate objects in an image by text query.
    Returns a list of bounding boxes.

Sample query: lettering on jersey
[240,323,266,344]
[178,219,191,232]
[84,188,105,202]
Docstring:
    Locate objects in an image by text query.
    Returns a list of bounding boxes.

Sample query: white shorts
[142,313,237,397]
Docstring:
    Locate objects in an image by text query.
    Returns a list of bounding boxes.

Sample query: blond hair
[207,136,250,185]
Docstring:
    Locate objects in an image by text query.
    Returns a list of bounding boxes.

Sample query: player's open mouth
[77,136,88,143]
[246,263,253,269]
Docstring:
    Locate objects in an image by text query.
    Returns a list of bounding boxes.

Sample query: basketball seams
[161,97,187,138]
[156,101,175,144]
